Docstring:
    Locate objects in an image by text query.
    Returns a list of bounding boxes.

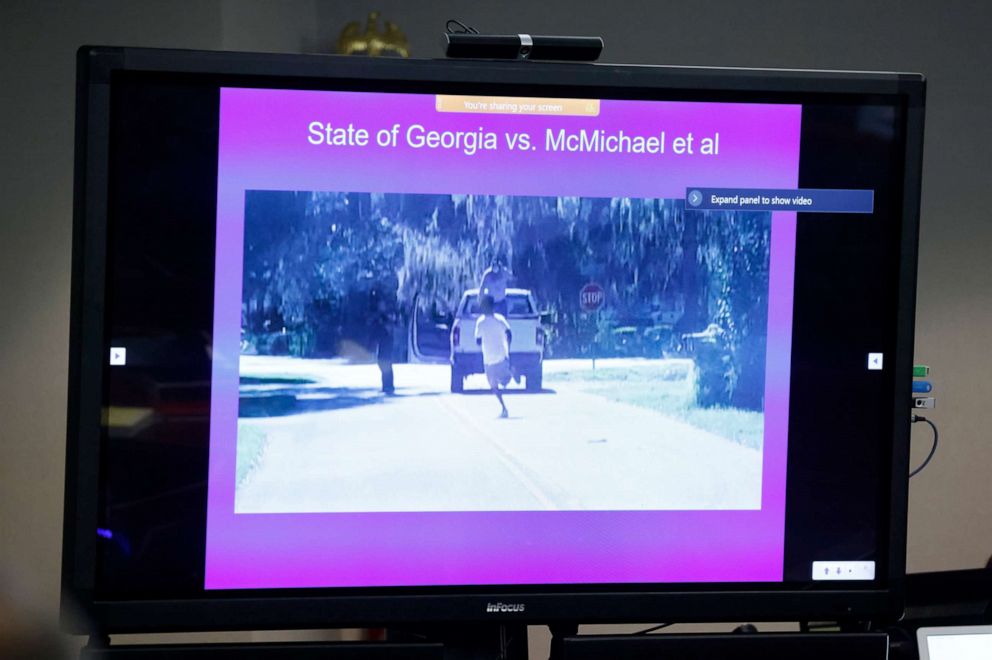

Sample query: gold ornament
[337,11,410,58]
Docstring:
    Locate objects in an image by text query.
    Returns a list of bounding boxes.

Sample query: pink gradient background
[204,88,801,590]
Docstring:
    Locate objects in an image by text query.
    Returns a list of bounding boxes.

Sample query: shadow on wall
[0,575,72,659]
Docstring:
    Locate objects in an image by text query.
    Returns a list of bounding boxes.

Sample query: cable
[909,415,938,478]
[633,623,672,635]
[446,19,479,34]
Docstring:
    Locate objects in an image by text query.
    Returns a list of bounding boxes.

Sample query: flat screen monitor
[62,46,924,633]
[918,626,992,660]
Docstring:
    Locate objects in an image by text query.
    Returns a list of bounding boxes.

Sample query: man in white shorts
[475,294,513,418]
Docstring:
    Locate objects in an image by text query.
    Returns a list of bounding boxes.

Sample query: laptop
[917,625,992,660]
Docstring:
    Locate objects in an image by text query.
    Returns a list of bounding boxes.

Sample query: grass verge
[545,363,763,449]
[236,422,269,486]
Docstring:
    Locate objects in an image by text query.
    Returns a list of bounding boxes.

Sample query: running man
[475,294,513,418]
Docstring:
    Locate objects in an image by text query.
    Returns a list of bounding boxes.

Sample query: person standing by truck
[479,256,510,317]
[369,287,396,394]
[475,294,513,417]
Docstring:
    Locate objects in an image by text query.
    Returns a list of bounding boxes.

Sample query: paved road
[235,357,762,513]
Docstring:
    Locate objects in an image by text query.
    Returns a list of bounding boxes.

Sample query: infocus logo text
[485,602,526,613]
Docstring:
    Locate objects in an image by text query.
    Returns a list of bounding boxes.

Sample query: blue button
[686,188,874,213]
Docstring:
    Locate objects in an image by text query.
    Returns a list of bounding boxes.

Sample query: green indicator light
[913,365,930,378]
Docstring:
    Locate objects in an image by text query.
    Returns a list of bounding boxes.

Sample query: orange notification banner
[436,95,600,117]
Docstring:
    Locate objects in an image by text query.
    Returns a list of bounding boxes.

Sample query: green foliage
[695,211,771,409]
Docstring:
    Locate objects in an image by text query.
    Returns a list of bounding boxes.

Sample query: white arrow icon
[109,347,127,366]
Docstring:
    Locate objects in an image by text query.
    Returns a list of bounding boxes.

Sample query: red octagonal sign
[580,282,605,312]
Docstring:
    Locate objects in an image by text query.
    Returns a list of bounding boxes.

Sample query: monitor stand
[81,624,552,659]
[388,623,533,660]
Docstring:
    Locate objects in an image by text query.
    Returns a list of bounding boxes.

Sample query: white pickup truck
[449,288,545,393]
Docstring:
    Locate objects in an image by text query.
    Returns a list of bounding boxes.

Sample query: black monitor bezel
[63,46,924,634]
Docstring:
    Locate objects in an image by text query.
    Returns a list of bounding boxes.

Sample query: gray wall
[1,0,990,651]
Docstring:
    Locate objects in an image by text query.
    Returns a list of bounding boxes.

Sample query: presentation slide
[204,88,800,589]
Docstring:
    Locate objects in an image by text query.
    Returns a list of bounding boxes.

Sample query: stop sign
[580,282,605,312]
